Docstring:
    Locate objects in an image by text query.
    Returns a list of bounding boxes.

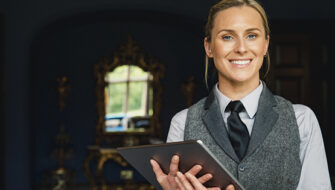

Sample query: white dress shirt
[167,82,332,190]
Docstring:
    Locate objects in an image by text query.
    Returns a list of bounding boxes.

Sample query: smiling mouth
[230,59,252,65]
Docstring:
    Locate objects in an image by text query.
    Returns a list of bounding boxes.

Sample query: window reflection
[104,65,153,132]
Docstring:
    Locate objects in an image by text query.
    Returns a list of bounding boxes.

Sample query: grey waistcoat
[184,85,301,190]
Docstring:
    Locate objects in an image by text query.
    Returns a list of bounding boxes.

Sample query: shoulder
[167,108,188,142]
[273,95,293,106]
[190,97,207,108]
[273,94,320,138]
[187,97,208,116]
[274,94,320,131]
[292,104,318,124]
[171,108,188,124]
[292,104,315,116]
[171,96,209,124]
[292,104,320,140]
[170,97,208,130]
[170,96,210,128]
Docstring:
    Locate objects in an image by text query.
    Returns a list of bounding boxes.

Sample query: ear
[204,37,213,58]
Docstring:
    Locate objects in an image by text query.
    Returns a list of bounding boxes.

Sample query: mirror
[94,36,164,146]
[104,65,153,132]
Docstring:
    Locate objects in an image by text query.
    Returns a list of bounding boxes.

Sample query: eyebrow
[217,28,262,34]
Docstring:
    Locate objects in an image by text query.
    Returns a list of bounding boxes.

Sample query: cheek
[213,41,233,56]
[248,43,266,57]
[251,40,268,55]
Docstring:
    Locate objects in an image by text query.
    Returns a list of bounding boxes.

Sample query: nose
[235,38,247,54]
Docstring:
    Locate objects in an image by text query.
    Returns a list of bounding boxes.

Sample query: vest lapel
[202,90,240,163]
[245,84,279,157]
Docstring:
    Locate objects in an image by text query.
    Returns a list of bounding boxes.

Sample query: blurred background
[1,0,334,189]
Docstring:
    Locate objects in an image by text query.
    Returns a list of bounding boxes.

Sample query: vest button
[239,166,245,172]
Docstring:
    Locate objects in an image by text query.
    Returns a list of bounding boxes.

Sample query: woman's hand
[150,155,217,190]
[175,171,235,190]
[150,155,180,190]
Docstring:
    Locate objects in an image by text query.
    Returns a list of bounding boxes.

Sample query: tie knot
[226,100,244,113]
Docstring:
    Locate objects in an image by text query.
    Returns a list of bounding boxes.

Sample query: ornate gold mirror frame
[93,36,165,146]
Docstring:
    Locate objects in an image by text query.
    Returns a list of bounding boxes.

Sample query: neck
[217,79,260,101]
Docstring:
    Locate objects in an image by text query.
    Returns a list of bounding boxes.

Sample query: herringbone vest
[185,85,301,190]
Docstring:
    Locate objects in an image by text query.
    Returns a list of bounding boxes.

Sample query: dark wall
[270,19,335,179]
[0,1,212,189]
[1,0,335,189]
[31,10,206,184]
[1,12,5,190]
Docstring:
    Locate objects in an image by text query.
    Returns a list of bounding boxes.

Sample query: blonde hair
[204,0,271,88]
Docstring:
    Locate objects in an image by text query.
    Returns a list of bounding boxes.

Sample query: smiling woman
[204,6,269,100]
[150,0,332,190]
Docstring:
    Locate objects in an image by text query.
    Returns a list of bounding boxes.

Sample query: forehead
[213,6,264,31]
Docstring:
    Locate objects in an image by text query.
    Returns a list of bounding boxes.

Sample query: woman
[151,0,332,189]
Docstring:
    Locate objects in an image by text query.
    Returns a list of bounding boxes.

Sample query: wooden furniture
[84,146,155,190]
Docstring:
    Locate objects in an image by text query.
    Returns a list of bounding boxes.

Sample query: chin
[230,75,259,85]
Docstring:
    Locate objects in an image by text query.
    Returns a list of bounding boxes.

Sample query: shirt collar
[214,81,263,119]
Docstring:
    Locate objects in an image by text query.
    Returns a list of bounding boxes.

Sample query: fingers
[150,159,166,183]
[169,155,180,176]
[152,155,221,190]
[197,173,213,184]
[186,165,213,184]
[174,175,185,190]
[187,164,202,176]
[184,172,205,189]
[175,171,220,190]
[176,171,195,190]
[150,159,163,176]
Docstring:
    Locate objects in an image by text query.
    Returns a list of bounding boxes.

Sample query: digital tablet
[117,140,245,190]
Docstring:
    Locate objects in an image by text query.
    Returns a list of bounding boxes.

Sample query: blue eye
[222,35,232,40]
[248,34,256,39]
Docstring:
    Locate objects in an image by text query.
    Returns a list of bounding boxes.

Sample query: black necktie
[226,101,250,161]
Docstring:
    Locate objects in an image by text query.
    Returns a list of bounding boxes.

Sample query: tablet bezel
[117,140,245,190]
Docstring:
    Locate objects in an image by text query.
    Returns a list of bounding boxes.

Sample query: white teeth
[231,60,251,65]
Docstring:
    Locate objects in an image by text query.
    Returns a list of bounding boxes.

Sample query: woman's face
[204,6,269,86]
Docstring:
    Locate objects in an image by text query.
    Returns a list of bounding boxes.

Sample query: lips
[229,59,252,65]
